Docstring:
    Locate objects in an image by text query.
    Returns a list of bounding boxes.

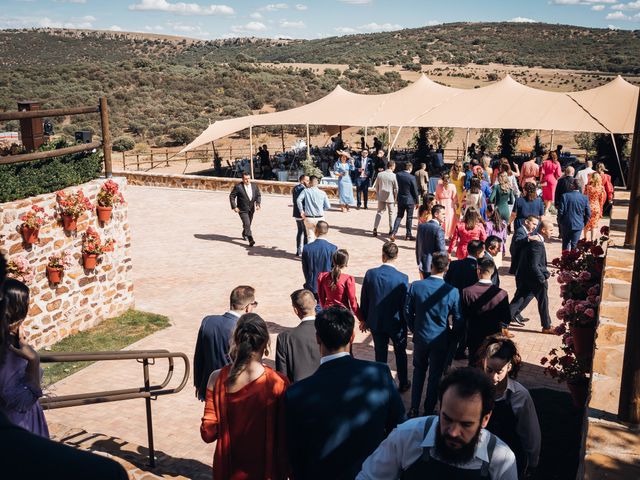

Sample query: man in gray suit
[372,160,398,237]
[275,289,321,382]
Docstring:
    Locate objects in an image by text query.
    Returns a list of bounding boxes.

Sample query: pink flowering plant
[56,189,92,219]
[82,227,115,255]
[6,256,35,284]
[20,205,50,230]
[96,180,125,208]
[47,250,74,270]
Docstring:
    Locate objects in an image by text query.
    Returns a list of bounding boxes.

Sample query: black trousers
[391,203,415,237]
[239,209,254,239]
[372,330,409,386]
[295,219,308,252]
[509,280,551,329]
[355,178,370,207]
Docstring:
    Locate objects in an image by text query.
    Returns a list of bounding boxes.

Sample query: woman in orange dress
[436,172,458,239]
[448,207,487,260]
[584,172,606,241]
[317,249,363,323]
[201,313,289,480]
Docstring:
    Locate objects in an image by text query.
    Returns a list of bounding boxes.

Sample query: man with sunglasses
[193,285,258,401]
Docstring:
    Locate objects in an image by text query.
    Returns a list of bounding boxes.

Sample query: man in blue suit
[360,241,410,391]
[558,178,591,251]
[405,252,462,417]
[285,306,406,480]
[390,161,420,241]
[352,149,374,209]
[192,285,257,401]
[415,204,446,278]
[301,220,337,300]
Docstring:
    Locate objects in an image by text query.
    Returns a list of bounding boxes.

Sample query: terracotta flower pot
[21,226,39,244]
[96,205,113,223]
[570,324,596,359]
[62,214,77,232]
[82,253,98,270]
[46,266,63,284]
[567,378,589,408]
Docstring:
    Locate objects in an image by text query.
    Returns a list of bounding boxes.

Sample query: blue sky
[1,0,639,39]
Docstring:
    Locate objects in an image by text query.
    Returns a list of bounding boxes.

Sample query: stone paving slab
[44,185,567,473]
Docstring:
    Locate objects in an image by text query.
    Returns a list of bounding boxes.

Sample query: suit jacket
[373,169,398,203]
[302,238,338,294]
[509,225,530,275]
[444,257,479,293]
[351,156,374,183]
[275,320,321,383]
[405,276,462,346]
[516,237,549,285]
[229,182,261,212]
[0,412,128,479]
[285,355,406,480]
[462,282,510,359]
[483,251,500,287]
[395,170,419,206]
[554,175,574,209]
[292,183,306,218]
[558,190,591,232]
[193,312,238,399]
[360,264,409,334]
[415,220,446,273]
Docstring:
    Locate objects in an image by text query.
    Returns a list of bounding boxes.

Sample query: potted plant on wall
[6,256,35,284]
[81,227,115,270]
[19,205,50,245]
[56,189,92,232]
[46,250,73,284]
[96,179,125,224]
[541,347,589,408]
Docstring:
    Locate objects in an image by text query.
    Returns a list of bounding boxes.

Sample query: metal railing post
[142,358,156,468]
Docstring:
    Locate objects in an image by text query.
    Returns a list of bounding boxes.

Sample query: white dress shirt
[357,416,517,480]
[499,379,541,468]
[300,315,315,322]
[319,351,350,365]
[243,183,253,200]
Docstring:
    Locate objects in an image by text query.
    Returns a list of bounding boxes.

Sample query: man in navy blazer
[390,161,420,241]
[558,178,591,251]
[301,221,337,299]
[415,204,446,277]
[509,215,539,275]
[405,252,462,417]
[193,285,257,400]
[360,242,410,391]
[285,306,406,480]
[352,149,375,209]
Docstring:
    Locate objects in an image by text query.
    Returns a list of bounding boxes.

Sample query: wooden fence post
[99,97,112,177]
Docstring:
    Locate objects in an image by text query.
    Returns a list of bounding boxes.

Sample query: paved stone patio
[45,185,567,475]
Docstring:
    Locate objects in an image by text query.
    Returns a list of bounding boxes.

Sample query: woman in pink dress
[540,152,562,216]
[448,207,487,260]
[584,172,606,241]
[519,155,539,190]
[435,172,458,239]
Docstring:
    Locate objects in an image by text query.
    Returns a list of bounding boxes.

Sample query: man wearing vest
[357,367,517,480]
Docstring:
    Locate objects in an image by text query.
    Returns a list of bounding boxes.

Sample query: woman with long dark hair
[509,182,544,232]
[201,313,289,479]
[435,171,458,238]
[448,207,487,259]
[540,151,562,216]
[317,249,362,322]
[0,278,49,437]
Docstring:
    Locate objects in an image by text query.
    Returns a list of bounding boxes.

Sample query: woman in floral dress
[584,172,606,241]
[435,172,458,239]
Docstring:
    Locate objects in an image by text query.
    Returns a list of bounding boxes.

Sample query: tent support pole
[388,125,392,160]
[249,126,254,179]
[364,126,368,150]
[610,133,627,189]
[464,128,470,158]
[281,126,286,154]
[390,126,404,154]
[625,90,640,247]
[306,124,310,159]
[550,130,555,151]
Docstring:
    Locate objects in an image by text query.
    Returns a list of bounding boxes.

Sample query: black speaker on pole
[75,130,92,143]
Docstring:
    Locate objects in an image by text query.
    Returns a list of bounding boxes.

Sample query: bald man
[509,220,555,334]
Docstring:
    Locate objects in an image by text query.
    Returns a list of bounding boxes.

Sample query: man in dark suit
[301,221,337,301]
[390,161,420,241]
[444,239,486,361]
[554,166,575,238]
[510,220,555,334]
[276,289,321,382]
[353,149,374,209]
[509,215,539,275]
[405,252,462,417]
[193,285,257,400]
[293,174,309,256]
[360,242,410,391]
[415,204,446,277]
[285,306,406,480]
[484,235,503,287]
[558,178,591,251]
[462,257,512,365]
[229,172,261,247]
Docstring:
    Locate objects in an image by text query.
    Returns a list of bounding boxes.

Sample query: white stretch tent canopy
[180,74,639,154]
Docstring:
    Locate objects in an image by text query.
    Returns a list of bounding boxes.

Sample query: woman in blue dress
[333,150,355,212]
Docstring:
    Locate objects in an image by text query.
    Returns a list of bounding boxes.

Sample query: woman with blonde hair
[448,207,487,259]
[450,160,466,215]
[201,313,290,479]
[333,150,355,212]
[435,171,458,238]
[490,171,516,225]
[584,172,606,241]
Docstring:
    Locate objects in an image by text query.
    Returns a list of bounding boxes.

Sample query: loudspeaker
[18,101,44,151]
[75,130,92,143]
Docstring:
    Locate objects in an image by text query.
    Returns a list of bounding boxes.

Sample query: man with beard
[357,367,517,480]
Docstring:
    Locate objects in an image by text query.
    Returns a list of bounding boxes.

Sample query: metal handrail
[40,349,190,467]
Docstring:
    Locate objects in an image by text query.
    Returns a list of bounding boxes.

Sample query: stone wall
[0,177,134,349]
[114,170,378,201]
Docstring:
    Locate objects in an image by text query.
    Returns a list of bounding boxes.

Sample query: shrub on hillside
[112,136,135,152]
[168,127,197,145]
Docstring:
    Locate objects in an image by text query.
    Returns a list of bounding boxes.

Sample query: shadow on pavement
[194,233,299,260]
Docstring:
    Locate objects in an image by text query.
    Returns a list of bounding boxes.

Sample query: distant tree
[477,129,499,152]
[275,98,296,111]
[499,129,525,159]
[487,72,499,81]
[429,127,455,149]
[168,127,196,145]
[533,134,545,157]
[112,136,135,152]
[574,132,596,155]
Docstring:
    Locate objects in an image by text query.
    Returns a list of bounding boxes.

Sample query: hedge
[0,144,103,203]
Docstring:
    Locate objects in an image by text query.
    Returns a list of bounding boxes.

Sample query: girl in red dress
[448,207,487,260]
[317,249,363,323]
[201,313,290,480]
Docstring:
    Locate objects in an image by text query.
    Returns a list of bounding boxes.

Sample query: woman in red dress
[317,249,363,323]
[201,313,290,480]
[448,207,487,260]
[540,152,562,216]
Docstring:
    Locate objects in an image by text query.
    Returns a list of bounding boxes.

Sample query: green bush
[0,142,103,203]
[112,136,135,152]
